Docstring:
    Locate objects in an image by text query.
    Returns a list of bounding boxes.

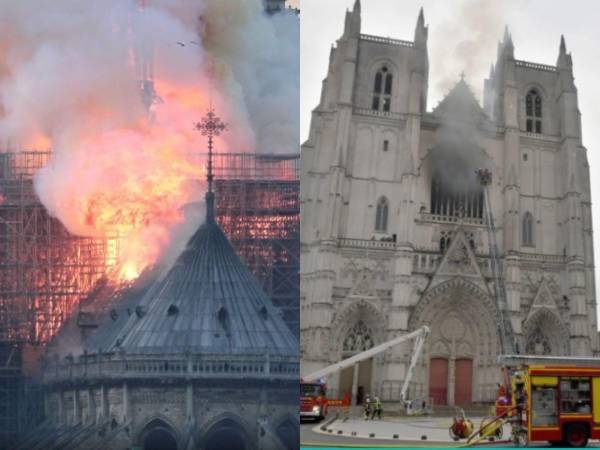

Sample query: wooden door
[429,358,449,406]
[338,366,353,401]
[454,358,473,405]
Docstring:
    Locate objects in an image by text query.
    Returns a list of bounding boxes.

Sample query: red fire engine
[498,355,600,447]
[300,380,328,421]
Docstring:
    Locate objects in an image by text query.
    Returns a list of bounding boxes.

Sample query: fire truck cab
[300,380,328,421]
[500,356,600,447]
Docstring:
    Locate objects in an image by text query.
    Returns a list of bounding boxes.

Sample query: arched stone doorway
[331,299,385,405]
[139,419,178,450]
[524,308,569,356]
[202,418,248,450]
[275,418,299,450]
[338,320,375,405]
[410,277,502,405]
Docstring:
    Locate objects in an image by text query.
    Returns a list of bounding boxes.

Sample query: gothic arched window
[375,197,389,233]
[525,326,552,355]
[525,89,542,133]
[522,211,534,246]
[343,320,374,353]
[372,66,393,112]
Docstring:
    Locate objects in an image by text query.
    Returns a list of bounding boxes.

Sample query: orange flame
[36,81,223,282]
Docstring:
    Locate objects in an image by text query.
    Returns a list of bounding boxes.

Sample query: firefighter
[371,396,382,420]
[363,394,372,420]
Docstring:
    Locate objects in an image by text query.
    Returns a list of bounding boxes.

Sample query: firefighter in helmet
[363,394,372,420]
[371,396,382,420]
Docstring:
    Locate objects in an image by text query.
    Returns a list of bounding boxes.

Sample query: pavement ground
[301,414,600,448]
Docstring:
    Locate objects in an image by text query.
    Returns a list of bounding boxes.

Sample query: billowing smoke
[431,85,490,202]
[430,122,487,195]
[0,0,298,279]
[429,0,513,103]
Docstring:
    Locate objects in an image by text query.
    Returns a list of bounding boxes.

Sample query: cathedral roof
[433,77,487,124]
[86,219,297,356]
[82,109,297,359]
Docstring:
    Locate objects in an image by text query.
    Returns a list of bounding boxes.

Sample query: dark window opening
[526,89,542,134]
[383,140,389,152]
[522,212,534,246]
[430,172,484,220]
[372,66,393,112]
[375,197,389,233]
[382,98,391,112]
[143,427,178,450]
[374,72,382,93]
[372,96,380,110]
[523,153,528,161]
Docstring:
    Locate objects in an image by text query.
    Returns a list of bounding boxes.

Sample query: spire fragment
[195,108,227,224]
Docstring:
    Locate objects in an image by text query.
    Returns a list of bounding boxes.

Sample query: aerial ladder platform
[303,326,430,412]
[476,168,516,355]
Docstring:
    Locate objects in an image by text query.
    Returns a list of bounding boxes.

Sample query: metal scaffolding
[210,153,300,335]
[0,151,299,346]
[0,152,111,345]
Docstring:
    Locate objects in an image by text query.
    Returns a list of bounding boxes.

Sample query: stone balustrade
[338,237,397,250]
[360,34,414,47]
[515,60,557,72]
[44,353,299,384]
[352,107,403,120]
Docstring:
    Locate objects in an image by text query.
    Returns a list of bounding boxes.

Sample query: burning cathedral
[20,110,299,450]
[300,1,599,407]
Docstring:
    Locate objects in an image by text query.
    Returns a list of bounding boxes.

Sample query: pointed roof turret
[502,25,514,58]
[343,0,361,37]
[503,25,510,42]
[433,76,487,124]
[417,7,425,29]
[414,7,428,49]
[557,34,572,69]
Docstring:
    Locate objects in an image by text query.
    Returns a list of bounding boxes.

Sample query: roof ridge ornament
[195,106,227,224]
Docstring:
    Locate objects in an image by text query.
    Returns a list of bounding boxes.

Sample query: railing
[353,107,403,120]
[520,131,561,142]
[43,354,299,384]
[338,238,397,250]
[419,212,486,226]
[360,34,414,48]
[515,60,557,73]
[337,238,565,269]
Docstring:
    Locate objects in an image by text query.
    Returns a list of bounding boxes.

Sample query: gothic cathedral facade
[300,1,599,406]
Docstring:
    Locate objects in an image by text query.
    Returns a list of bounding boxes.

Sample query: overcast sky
[301,0,600,320]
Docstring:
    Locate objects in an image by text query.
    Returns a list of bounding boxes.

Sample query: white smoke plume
[429,0,513,104]
[0,0,299,278]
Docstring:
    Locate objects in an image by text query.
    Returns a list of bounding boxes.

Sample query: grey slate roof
[80,218,298,358]
[88,220,298,357]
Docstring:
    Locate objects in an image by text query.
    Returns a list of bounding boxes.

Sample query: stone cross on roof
[195,108,227,223]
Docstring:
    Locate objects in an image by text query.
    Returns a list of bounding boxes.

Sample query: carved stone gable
[527,278,559,321]
[431,228,486,291]
[342,258,388,298]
